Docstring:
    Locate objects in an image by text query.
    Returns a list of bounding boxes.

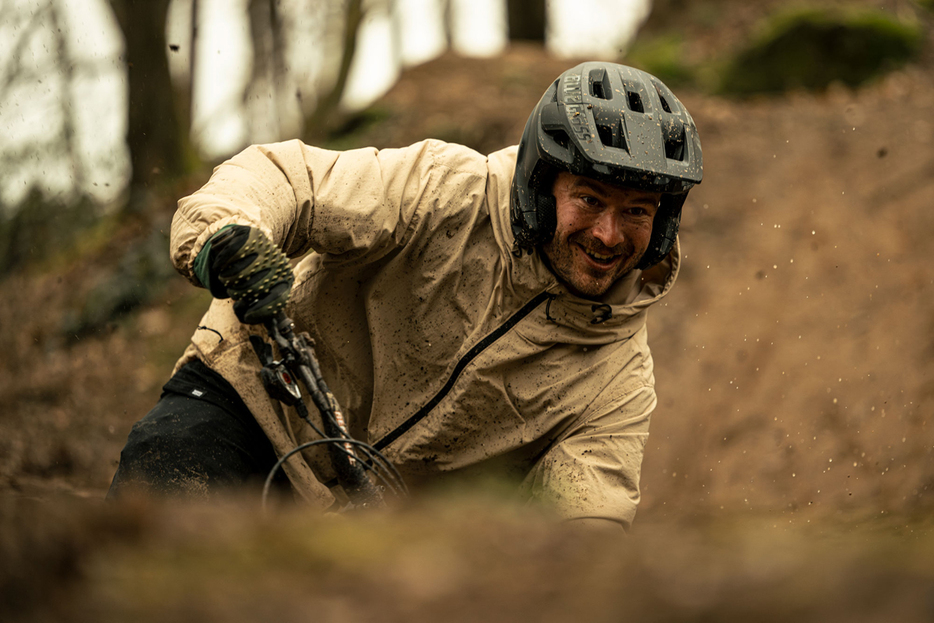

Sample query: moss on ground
[624,34,697,88]
[627,5,926,96]
[717,7,924,95]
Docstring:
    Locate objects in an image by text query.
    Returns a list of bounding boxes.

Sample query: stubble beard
[543,232,641,299]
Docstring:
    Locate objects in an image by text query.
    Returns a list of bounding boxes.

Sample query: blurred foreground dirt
[5,494,934,623]
[2,45,934,619]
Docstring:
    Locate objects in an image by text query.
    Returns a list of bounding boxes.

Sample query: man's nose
[590,211,625,248]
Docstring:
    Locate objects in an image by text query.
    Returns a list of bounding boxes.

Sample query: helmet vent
[550,129,570,149]
[595,121,626,150]
[596,124,614,147]
[589,69,612,100]
[627,91,644,113]
[664,123,686,161]
[592,81,607,99]
[653,80,676,114]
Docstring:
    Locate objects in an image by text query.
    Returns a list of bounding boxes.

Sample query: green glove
[193,224,294,324]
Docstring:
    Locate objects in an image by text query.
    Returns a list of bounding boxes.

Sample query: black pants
[108,359,288,498]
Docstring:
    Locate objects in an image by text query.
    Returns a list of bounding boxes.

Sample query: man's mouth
[578,244,621,268]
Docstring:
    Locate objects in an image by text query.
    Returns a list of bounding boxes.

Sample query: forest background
[3,0,934,620]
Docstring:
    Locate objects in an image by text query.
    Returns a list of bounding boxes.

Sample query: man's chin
[543,246,638,299]
[566,259,641,299]
[564,274,614,300]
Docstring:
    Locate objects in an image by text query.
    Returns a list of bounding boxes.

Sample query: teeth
[588,251,614,261]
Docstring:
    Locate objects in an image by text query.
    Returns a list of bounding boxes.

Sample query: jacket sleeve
[170,139,438,284]
[520,384,655,530]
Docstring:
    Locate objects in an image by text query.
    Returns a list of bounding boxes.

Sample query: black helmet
[511,62,703,269]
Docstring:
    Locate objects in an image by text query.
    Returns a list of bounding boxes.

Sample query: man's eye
[581,195,600,207]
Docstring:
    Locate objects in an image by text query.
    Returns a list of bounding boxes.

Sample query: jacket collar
[537,240,680,334]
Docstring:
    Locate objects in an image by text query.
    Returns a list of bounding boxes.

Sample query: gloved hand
[194,224,294,324]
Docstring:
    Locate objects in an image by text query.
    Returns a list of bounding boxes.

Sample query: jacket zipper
[372,290,554,451]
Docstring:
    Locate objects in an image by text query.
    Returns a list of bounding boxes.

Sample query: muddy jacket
[170,139,680,528]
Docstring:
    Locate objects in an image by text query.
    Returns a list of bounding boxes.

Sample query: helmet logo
[563,74,583,103]
[562,74,591,142]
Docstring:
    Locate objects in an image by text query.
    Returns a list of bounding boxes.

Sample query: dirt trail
[642,70,934,522]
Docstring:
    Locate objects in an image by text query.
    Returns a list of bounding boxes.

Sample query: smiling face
[541,172,661,299]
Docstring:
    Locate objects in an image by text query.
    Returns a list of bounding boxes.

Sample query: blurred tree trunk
[507,0,546,41]
[110,0,191,203]
[246,0,288,142]
[302,0,365,142]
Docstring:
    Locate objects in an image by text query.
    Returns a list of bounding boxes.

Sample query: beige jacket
[170,139,679,528]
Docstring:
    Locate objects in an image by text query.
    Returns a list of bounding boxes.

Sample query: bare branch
[389,0,403,65]
[0,56,120,97]
[48,0,85,192]
[303,0,366,140]
[441,0,454,49]
[0,140,60,166]
[0,1,54,97]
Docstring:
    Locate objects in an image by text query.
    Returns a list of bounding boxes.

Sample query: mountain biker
[108,61,703,530]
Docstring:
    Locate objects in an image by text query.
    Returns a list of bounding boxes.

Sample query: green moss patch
[625,34,697,88]
[718,7,924,95]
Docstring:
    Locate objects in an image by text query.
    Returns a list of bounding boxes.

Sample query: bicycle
[210,224,406,511]
[251,311,408,510]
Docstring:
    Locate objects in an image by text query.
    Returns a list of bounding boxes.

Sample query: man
[109,61,703,530]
